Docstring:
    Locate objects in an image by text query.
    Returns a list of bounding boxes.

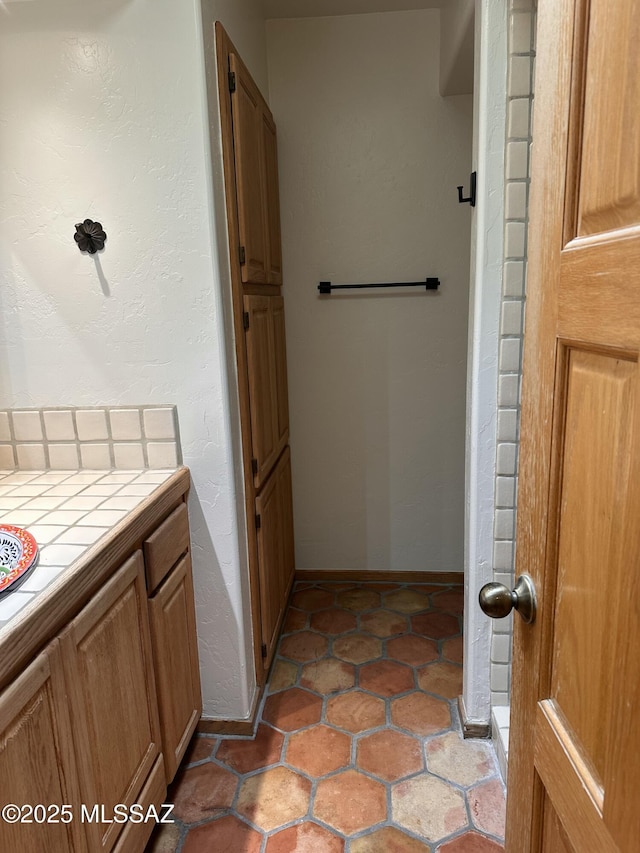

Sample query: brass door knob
[479,574,536,623]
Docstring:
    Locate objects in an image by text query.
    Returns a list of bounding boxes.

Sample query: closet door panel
[271,295,290,448]
[262,110,284,286]
[230,53,268,285]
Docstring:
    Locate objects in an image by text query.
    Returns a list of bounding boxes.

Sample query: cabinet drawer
[143,502,190,593]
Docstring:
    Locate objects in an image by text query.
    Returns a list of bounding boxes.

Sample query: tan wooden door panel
[230,53,268,285]
[262,109,284,286]
[506,1,640,852]
[271,295,290,447]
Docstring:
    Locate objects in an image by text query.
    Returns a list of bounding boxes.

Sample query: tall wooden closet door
[229,53,268,285]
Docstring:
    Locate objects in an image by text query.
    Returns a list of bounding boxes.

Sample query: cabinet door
[255,447,295,667]
[244,295,288,487]
[262,109,283,286]
[0,642,86,853]
[61,552,164,853]
[230,53,268,285]
[149,554,202,783]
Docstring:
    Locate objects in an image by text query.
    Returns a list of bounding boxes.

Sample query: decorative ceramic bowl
[0,526,39,594]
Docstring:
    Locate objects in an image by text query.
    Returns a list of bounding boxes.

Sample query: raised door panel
[255,459,284,667]
[230,53,268,285]
[262,109,283,286]
[62,551,163,853]
[277,446,295,603]
[244,294,281,486]
[271,295,290,448]
[149,554,202,784]
[0,642,86,853]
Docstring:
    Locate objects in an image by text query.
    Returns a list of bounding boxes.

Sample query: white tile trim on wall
[0,406,181,470]
[490,0,537,709]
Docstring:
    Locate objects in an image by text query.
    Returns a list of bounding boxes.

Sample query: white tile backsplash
[12,411,43,442]
[147,442,178,469]
[43,410,75,441]
[47,444,80,469]
[80,444,112,469]
[113,443,145,469]
[76,409,109,441]
[109,409,142,441]
[143,407,175,440]
[16,444,47,470]
[0,446,16,469]
[0,413,11,442]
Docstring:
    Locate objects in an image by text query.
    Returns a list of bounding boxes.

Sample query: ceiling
[263,0,447,19]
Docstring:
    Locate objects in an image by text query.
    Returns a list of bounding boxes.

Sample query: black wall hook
[457,171,477,207]
[74,219,107,254]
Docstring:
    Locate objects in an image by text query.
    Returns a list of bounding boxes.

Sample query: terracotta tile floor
[147,581,506,852]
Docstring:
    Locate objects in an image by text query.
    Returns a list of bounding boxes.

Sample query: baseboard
[457,694,491,739]
[197,683,265,736]
[295,569,464,585]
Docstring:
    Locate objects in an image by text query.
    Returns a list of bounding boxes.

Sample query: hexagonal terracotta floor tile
[281,607,308,634]
[265,822,345,852]
[392,775,467,842]
[357,729,422,781]
[417,662,463,699]
[387,635,439,666]
[279,631,328,662]
[360,610,409,637]
[263,687,323,731]
[359,660,414,697]
[336,588,381,612]
[383,589,431,614]
[286,724,351,776]
[314,769,387,835]
[237,766,311,831]
[301,659,355,694]
[325,690,386,733]
[442,636,463,663]
[351,826,431,852]
[391,692,450,735]
[268,659,299,693]
[411,612,460,639]
[311,608,358,635]
[333,633,382,664]
[182,815,262,853]
[292,588,335,611]
[146,822,181,853]
[437,832,504,852]
[216,723,285,774]
[425,732,495,786]
[431,587,464,613]
[171,762,238,822]
[182,734,216,765]
[468,779,506,837]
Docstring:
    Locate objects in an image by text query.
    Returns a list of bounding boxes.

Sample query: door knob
[479,574,536,623]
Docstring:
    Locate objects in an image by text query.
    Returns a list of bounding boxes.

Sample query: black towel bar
[318,278,440,294]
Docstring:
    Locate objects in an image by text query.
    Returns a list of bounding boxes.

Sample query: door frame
[462,0,508,733]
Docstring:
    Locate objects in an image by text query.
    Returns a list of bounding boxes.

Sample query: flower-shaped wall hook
[74,219,107,254]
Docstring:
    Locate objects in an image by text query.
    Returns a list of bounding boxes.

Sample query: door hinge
[239,245,246,265]
[228,71,236,93]
[255,513,261,530]
[243,311,250,331]
[251,457,258,475]
[261,643,267,659]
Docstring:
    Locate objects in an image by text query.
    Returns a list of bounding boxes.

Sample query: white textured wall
[267,11,473,573]
[0,0,268,720]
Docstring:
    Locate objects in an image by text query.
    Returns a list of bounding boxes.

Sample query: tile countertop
[0,468,180,631]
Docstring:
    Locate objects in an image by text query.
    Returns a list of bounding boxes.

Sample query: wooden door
[506,1,640,851]
[0,642,86,853]
[255,446,295,668]
[62,552,164,853]
[244,294,289,487]
[149,554,202,783]
[230,53,268,285]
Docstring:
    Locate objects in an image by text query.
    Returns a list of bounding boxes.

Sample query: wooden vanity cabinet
[0,474,201,853]
[144,503,202,783]
[61,551,164,853]
[0,641,86,853]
